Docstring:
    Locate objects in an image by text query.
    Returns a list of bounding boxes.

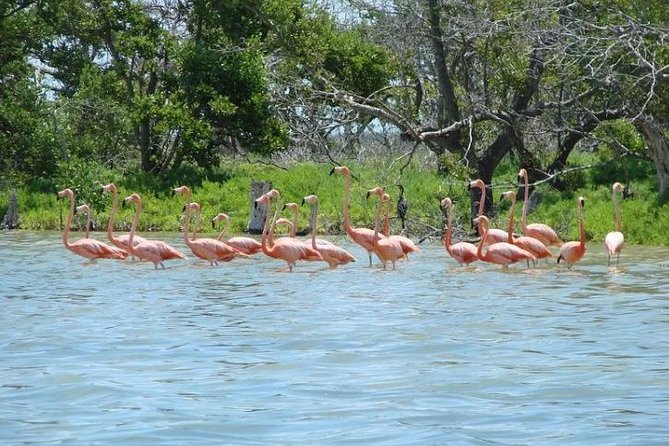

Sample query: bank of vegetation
[1,1,668,244]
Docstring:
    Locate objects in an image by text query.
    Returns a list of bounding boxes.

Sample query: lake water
[1,231,668,445]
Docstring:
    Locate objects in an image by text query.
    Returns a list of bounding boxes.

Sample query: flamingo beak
[301,198,306,206]
[517,175,523,185]
[211,220,215,229]
[467,183,472,191]
[366,191,372,200]
[329,167,335,176]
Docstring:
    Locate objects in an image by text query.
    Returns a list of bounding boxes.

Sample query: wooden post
[246,180,272,234]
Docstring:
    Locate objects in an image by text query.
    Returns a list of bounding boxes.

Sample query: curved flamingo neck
[107,189,120,243]
[444,206,452,251]
[127,199,142,253]
[342,173,353,233]
[578,201,586,248]
[191,209,201,241]
[261,200,279,255]
[476,219,488,260]
[372,198,384,245]
[383,200,390,237]
[290,208,298,238]
[62,194,75,249]
[182,205,194,249]
[613,191,622,232]
[309,204,318,248]
[217,218,230,241]
[521,172,529,230]
[506,196,516,243]
[477,184,486,217]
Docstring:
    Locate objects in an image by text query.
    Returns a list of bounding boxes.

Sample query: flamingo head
[381,192,391,203]
[172,185,192,199]
[578,196,585,208]
[612,182,624,193]
[517,168,528,184]
[101,183,117,193]
[468,179,485,191]
[440,197,453,209]
[187,202,201,213]
[76,204,91,215]
[302,195,318,206]
[265,189,281,202]
[500,190,516,202]
[57,188,74,200]
[366,186,384,200]
[283,202,299,212]
[211,213,229,228]
[123,193,142,208]
[255,194,271,209]
[330,165,350,176]
[273,217,294,233]
[472,215,489,231]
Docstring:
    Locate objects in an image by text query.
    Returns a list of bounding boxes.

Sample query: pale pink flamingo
[474,215,535,267]
[101,183,148,252]
[604,182,625,266]
[367,187,404,270]
[180,202,247,264]
[211,213,262,255]
[468,179,508,244]
[517,168,562,247]
[380,191,419,259]
[557,196,587,268]
[57,188,128,260]
[302,194,356,268]
[255,192,322,271]
[330,165,385,265]
[122,193,187,268]
[500,190,553,265]
[440,198,478,265]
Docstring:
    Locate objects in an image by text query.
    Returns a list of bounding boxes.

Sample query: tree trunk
[246,180,272,234]
[635,115,669,196]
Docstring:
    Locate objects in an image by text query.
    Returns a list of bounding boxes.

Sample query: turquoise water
[1,231,668,445]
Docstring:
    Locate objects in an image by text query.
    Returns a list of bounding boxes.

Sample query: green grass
[2,158,668,246]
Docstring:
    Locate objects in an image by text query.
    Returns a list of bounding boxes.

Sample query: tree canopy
[0,0,667,203]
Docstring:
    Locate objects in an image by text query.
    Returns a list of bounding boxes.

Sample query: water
[1,231,668,445]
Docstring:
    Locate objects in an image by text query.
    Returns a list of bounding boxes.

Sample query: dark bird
[397,184,408,230]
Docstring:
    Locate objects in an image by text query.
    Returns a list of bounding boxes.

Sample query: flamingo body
[557,196,587,268]
[441,197,478,265]
[57,189,129,261]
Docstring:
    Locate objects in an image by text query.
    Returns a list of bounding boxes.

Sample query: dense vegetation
[1,1,668,243]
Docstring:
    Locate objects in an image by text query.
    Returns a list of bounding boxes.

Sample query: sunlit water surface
[1,231,668,445]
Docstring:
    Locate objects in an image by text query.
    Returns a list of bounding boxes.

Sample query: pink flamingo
[57,188,128,260]
[255,192,322,271]
[440,197,478,265]
[101,183,148,252]
[282,202,301,237]
[557,196,587,268]
[500,190,553,264]
[468,179,508,244]
[474,215,535,267]
[381,191,419,259]
[211,213,262,255]
[330,165,385,265]
[302,194,356,268]
[123,193,187,268]
[604,182,625,266]
[517,169,562,247]
[180,202,247,264]
[367,187,404,270]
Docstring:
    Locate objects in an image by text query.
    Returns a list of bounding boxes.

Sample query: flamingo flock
[56,166,625,271]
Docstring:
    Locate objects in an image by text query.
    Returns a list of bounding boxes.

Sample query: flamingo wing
[315,242,356,267]
[449,242,478,265]
[226,236,262,255]
[524,223,562,247]
[514,236,553,259]
[70,239,129,260]
[486,242,535,265]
